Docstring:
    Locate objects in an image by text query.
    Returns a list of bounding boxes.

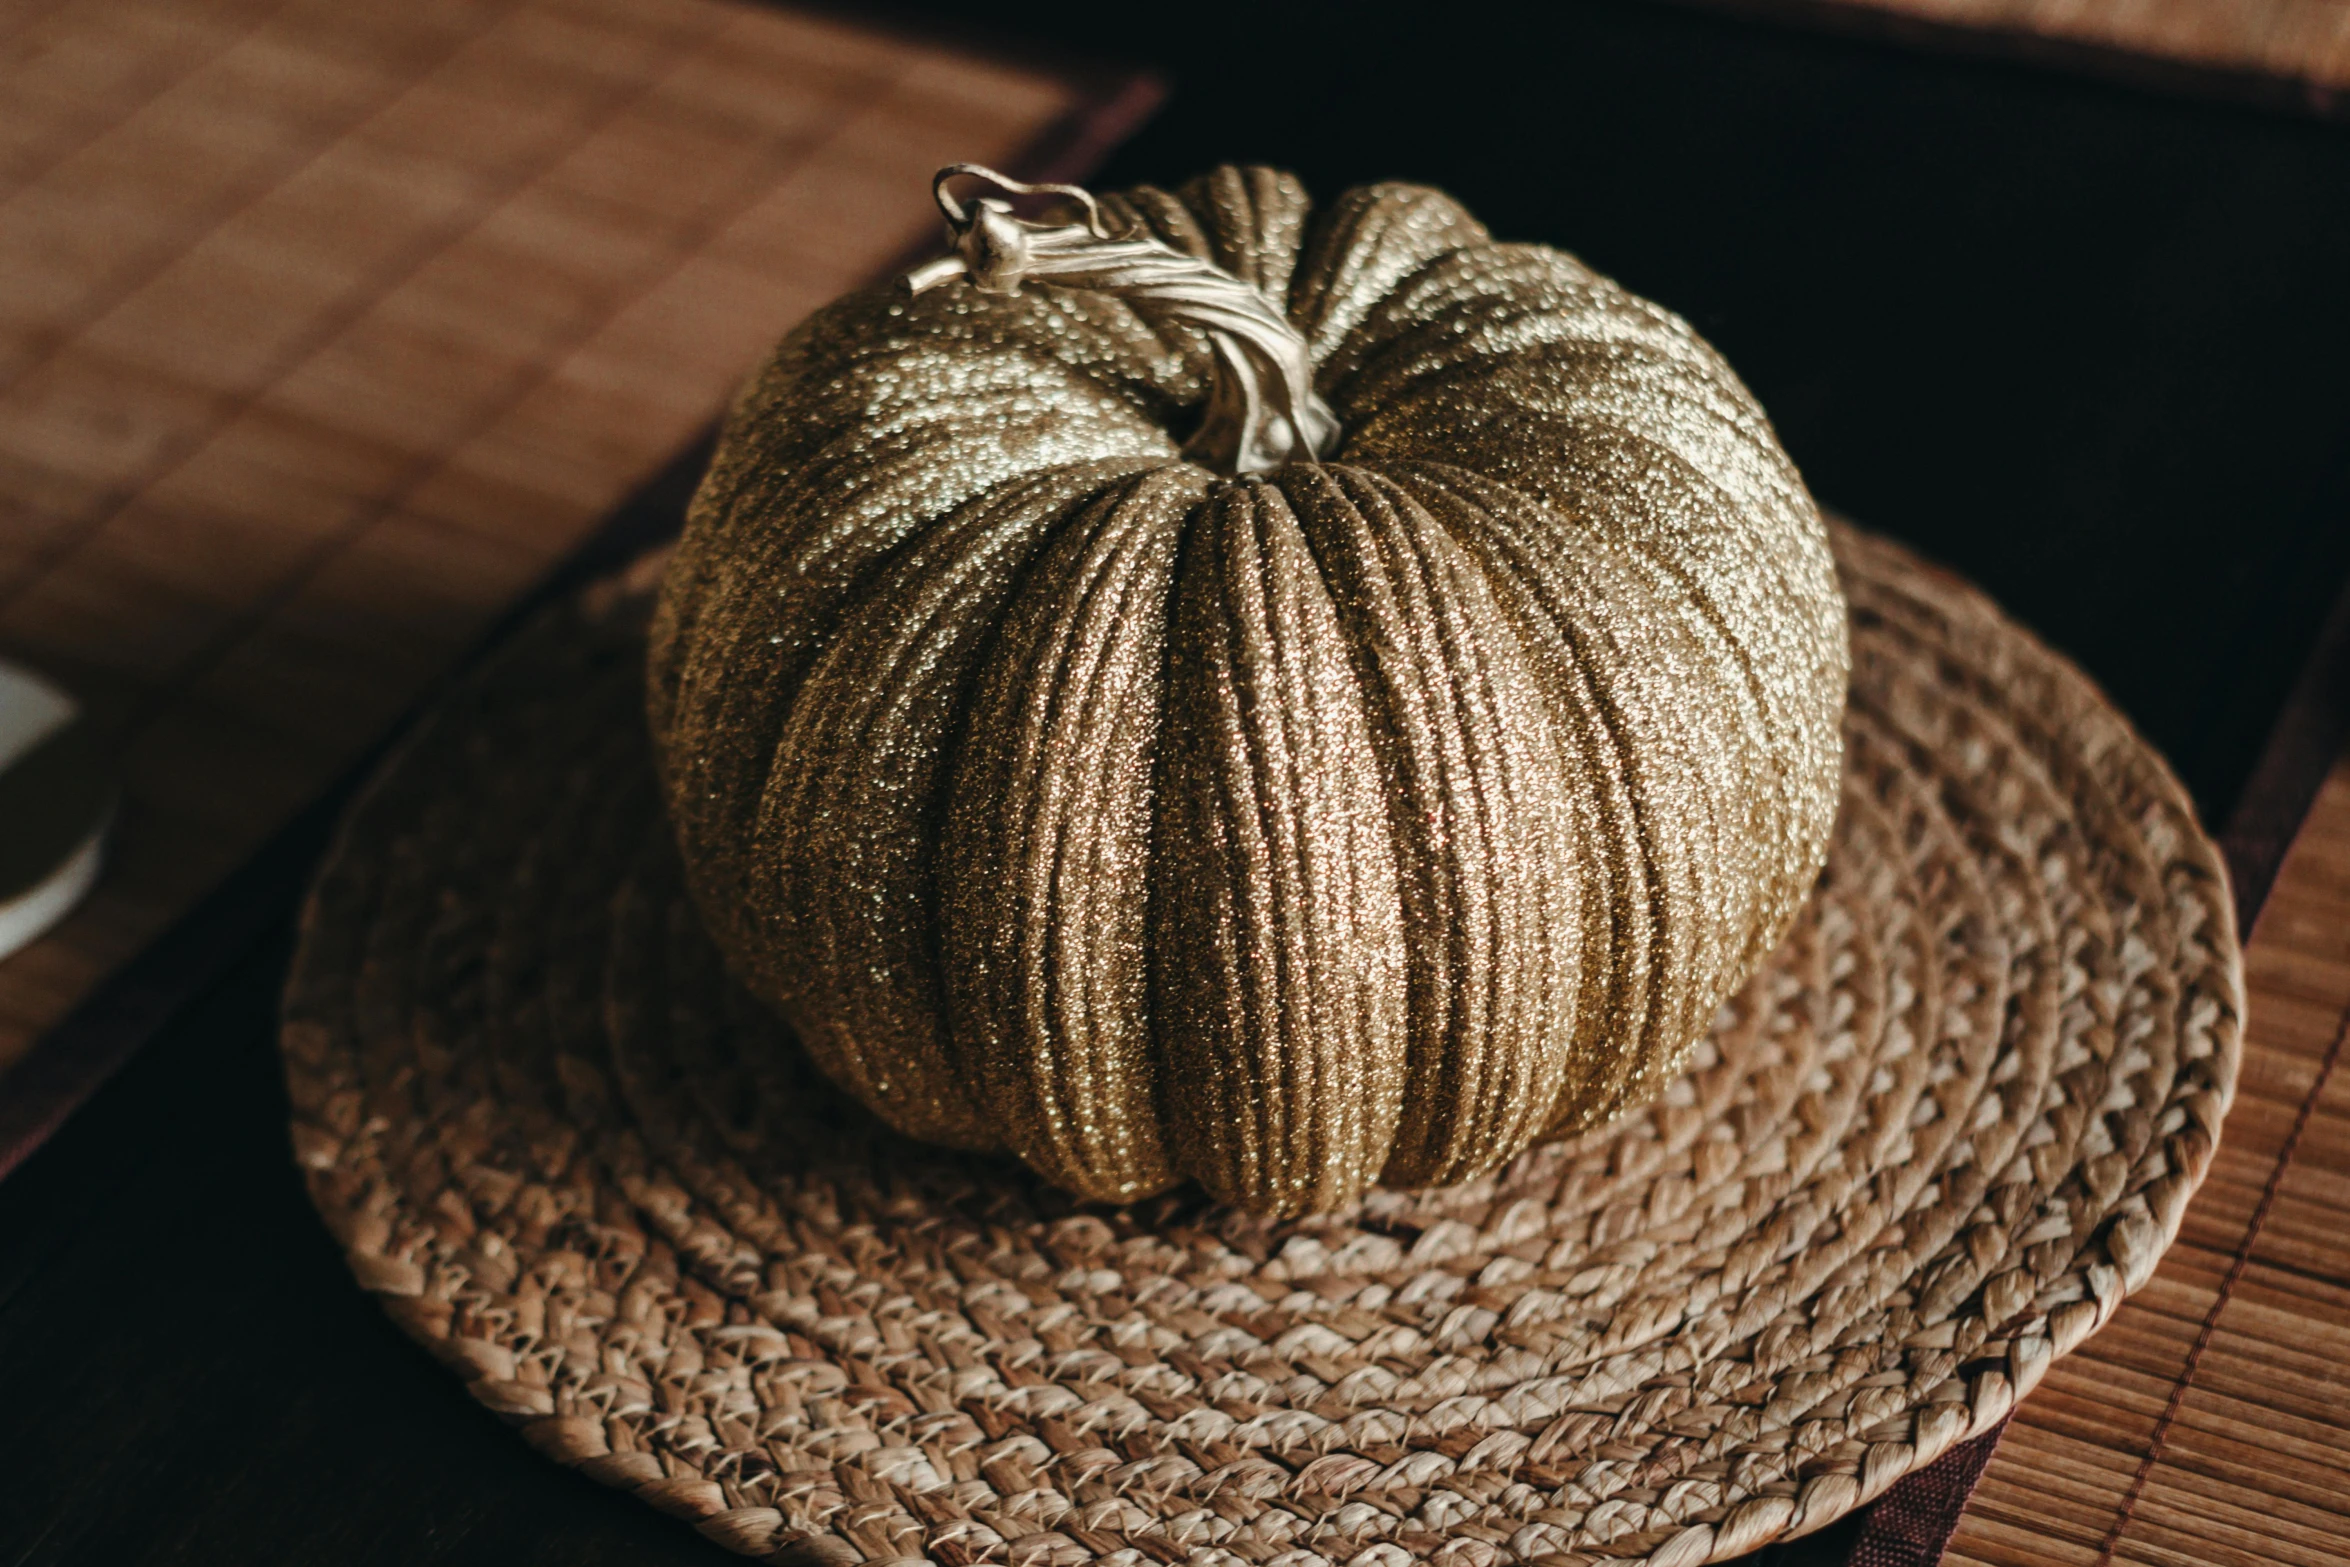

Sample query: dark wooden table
[4,2,2349,1565]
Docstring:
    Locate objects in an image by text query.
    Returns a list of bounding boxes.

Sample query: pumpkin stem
[901,163,1340,477]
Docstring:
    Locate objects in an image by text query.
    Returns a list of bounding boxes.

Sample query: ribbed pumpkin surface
[647,167,1848,1216]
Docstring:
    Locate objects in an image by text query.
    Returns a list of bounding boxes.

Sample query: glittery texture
[648,168,1849,1215]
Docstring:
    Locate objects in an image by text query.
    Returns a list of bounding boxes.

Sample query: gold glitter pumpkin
[647,165,1848,1217]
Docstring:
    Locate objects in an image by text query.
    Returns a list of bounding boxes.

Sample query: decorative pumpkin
[648,164,1848,1217]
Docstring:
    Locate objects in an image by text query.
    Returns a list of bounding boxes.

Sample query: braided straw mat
[281,521,2242,1567]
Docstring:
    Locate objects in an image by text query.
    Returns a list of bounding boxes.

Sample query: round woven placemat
[282,523,2241,1567]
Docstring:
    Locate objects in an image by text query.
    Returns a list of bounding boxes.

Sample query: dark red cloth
[1847,1421,2007,1567]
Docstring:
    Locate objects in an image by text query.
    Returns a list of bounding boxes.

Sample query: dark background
[4,3,2348,1565]
[901,0,2350,832]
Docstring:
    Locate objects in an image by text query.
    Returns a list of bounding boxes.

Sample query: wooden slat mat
[1947,749,2350,1565]
[1683,0,2350,111]
[0,0,1146,1078]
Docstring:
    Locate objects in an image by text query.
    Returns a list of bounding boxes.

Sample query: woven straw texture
[281,522,2241,1567]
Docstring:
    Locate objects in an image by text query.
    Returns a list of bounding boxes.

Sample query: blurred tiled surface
[0,0,1102,1072]
[1723,0,2350,101]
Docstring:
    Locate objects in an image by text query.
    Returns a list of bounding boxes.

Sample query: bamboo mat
[1947,747,2350,1566]
[0,0,1144,1078]
[1691,0,2350,109]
